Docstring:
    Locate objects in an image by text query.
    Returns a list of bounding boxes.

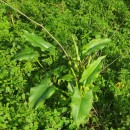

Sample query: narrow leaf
[14,48,39,61]
[82,38,111,55]
[23,30,55,54]
[80,56,105,84]
[70,88,93,127]
[29,78,56,109]
[72,35,80,61]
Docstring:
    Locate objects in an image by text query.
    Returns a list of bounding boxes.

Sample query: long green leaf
[23,30,55,54]
[70,88,93,127]
[29,78,56,109]
[82,38,111,55]
[80,56,105,84]
[14,48,39,61]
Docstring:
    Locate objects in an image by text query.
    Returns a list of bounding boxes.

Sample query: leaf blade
[82,38,111,55]
[29,78,56,109]
[80,56,105,84]
[14,48,39,61]
[23,30,55,53]
[70,88,93,127]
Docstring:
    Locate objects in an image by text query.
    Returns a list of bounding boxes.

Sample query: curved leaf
[29,78,57,109]
[23,30,55,54]
[80,56,105,84]
[14,48,39,61]
[70,88,93,127]
[82,38,111,55]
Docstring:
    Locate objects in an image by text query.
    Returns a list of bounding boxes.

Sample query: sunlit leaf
[82,38,111,55]
[67,82,73,93]
[14,48,39,61]
[29,78,57,109]
[23,30,55,55]
[70,88,93,127]
[80,56,105,84]
[61,74,74,81]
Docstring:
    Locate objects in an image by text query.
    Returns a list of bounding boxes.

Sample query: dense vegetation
[0,0,130,129]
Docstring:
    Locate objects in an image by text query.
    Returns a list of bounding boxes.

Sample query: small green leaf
[67,82,73,93]
[29,78,57,109]
[14,48,39,61]
[23,30,55,54]
[80,56,105,84]
[82,38,111,55]
[53,66,67,77]
[70,88,93,127]
[61,74,74,81]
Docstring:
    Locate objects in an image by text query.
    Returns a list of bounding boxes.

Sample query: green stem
[70,68,78,88]
[36,59,43,68]
[58,88,69,98]
[72,35,80,61]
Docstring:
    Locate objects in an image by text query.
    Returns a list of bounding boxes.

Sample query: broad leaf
[80,56,105,84]
[82,38,111,55]
[29,78,56,109]
[70,88,93,127]
[14,48,39,61]
[23,30,55,54]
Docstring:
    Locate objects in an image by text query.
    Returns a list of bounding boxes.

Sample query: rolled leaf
[29,78,57,109]
[23,30,55,54]
[82,38,111,55]
[80,56,105,84]
[14,48,39,61]
[70,88,93,127]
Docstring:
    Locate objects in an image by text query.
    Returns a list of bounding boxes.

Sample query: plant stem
[0,0,69,58]
[58,88,69,98]
[36,59,43,68]
[70,68,78,88]
[72,35,80,61]
[100,56,121,73]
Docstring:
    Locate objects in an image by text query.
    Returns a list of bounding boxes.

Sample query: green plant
[14,30,111,128]
[1,0,129,129]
